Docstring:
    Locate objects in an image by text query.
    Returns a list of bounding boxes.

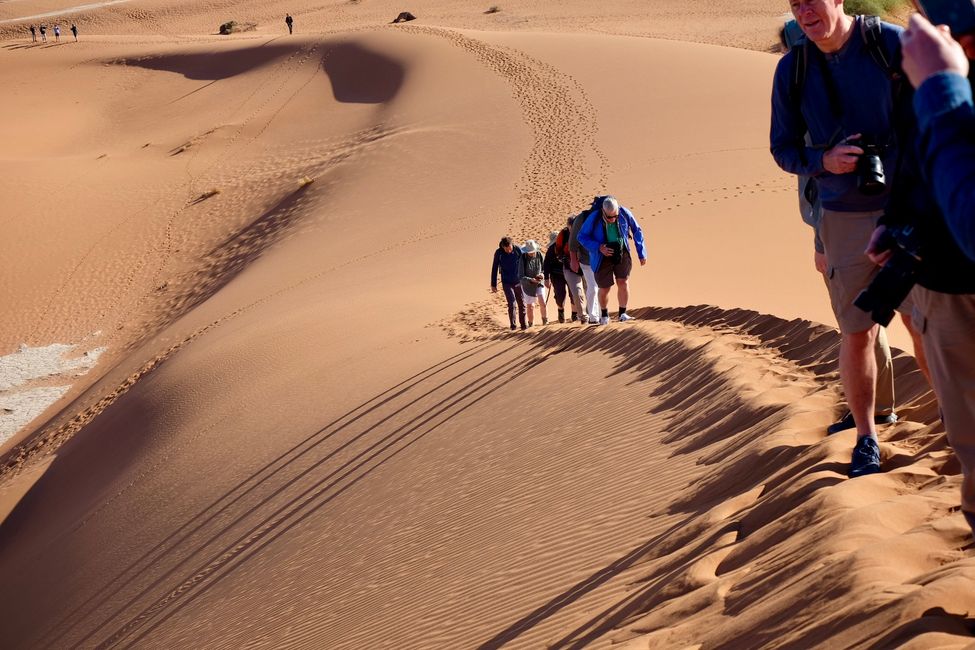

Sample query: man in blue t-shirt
[770,0,921,478]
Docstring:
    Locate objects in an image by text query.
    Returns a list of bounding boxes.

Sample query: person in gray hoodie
[519,240,547,327]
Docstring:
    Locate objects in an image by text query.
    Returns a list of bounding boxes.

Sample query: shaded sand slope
[2,306,971,648]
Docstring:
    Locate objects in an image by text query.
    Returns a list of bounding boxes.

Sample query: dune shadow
[116,44,296,80]
[322,42,405,104]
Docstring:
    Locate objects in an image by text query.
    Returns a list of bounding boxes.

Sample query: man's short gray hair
[602,196,620,215]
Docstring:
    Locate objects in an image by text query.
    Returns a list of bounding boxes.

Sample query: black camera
[855,137,887,196]
[606,241,622,264]
[854,225,922,326]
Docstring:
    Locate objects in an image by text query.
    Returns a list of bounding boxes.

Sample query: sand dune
[1,2,973,648]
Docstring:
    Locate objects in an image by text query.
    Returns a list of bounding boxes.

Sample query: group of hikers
[491,0,975,540]
[490,196,647,329]
[27,23,77,43]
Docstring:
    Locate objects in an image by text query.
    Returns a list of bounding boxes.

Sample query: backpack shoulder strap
[790,39,809,108]
[859,15,900,81]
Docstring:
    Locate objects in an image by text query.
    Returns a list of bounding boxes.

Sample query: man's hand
[639,258,647,267]
[814,251,827,274]
[491,286,498,293]
[866,225,894,266]
[599,244,614,256]
[900,13,970,89]
[569,251,580,273]
[544,279,552,289]
[822,134,864,174]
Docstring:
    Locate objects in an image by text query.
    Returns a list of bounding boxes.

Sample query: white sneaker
[588,316,599,324]
[619,313,634,322]
[598,316,610,325]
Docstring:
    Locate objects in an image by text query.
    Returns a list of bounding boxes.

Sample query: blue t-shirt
[770,18,904,212]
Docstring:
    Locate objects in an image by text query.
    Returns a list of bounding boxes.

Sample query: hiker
[770,0,927,478]
[867,12,975,537]
[556,216,585,323]
[490,236,527,331]
[70,24,78,41]
[29,25,37,42]
[285,14,294,34]
[568,206,599,324]
[543,231,569,323]
[778,17,924,436]
[577,196,647,325]
[53,24,60,42]
[519,240,548,327]
[39,24,47,42]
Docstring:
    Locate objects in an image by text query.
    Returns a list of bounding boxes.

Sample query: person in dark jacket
[285,14,294,34]
[543,231,568,323]
[491,236,527,331]
[866,12,975,538]
[519,240,547,327]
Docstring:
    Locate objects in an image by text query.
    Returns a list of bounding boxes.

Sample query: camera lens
[858,153,886,195]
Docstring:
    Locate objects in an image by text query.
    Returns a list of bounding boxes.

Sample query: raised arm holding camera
[770,0,927,478]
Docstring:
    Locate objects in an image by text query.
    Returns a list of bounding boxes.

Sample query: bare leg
[526,303,534,326]
[617,278,629,311]
[840,326,880,439]
[598,287,610,309]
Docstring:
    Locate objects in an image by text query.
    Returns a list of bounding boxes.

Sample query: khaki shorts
[912,287,975,512]
[820,208,912,334]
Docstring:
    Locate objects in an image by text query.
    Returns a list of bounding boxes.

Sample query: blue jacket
[577,206,647,273]
[914,72,975,263]
[491,246,523,286]
[770,18,904,212]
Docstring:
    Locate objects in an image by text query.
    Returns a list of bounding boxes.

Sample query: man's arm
[624,209,647,261]
[916,72,975,262]
[770,54,828,176]
[490,249,501,288]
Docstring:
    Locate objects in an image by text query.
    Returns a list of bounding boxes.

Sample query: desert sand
[0,1,972,648]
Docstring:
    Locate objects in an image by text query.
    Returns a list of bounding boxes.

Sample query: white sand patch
[0,342,106,445]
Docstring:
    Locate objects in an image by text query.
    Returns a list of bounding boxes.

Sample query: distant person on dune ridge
[490,236,527,331]
[577,196,647,326]
[285,14,294,34]
[39,24,46,42]
[556,216,585,323]
[71,24,78,41]
[53,24,60,42]
[519,240,548,327]
[543,230,569,323]
[29,25,37,42]
[770,0,927,478]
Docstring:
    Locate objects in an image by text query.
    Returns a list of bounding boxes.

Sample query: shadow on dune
[322,41,405,104]
[116,44,296,80]
[0,306,950,649]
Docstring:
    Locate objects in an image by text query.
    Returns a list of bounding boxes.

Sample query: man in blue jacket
[491,236,527,331]
[577,196,647,326]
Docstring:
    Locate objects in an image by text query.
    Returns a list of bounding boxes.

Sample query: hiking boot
[571,312,579,322]
[542,317,548,325]
[849,437,881,478]
[598,316,610,326]
[619,313,634,322]
[510,324,516,331]
[588,316,599,324]
[827,411,900,435]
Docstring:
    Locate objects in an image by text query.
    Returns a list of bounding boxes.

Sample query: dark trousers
[550,273,567,308]
[502,282,527,328]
